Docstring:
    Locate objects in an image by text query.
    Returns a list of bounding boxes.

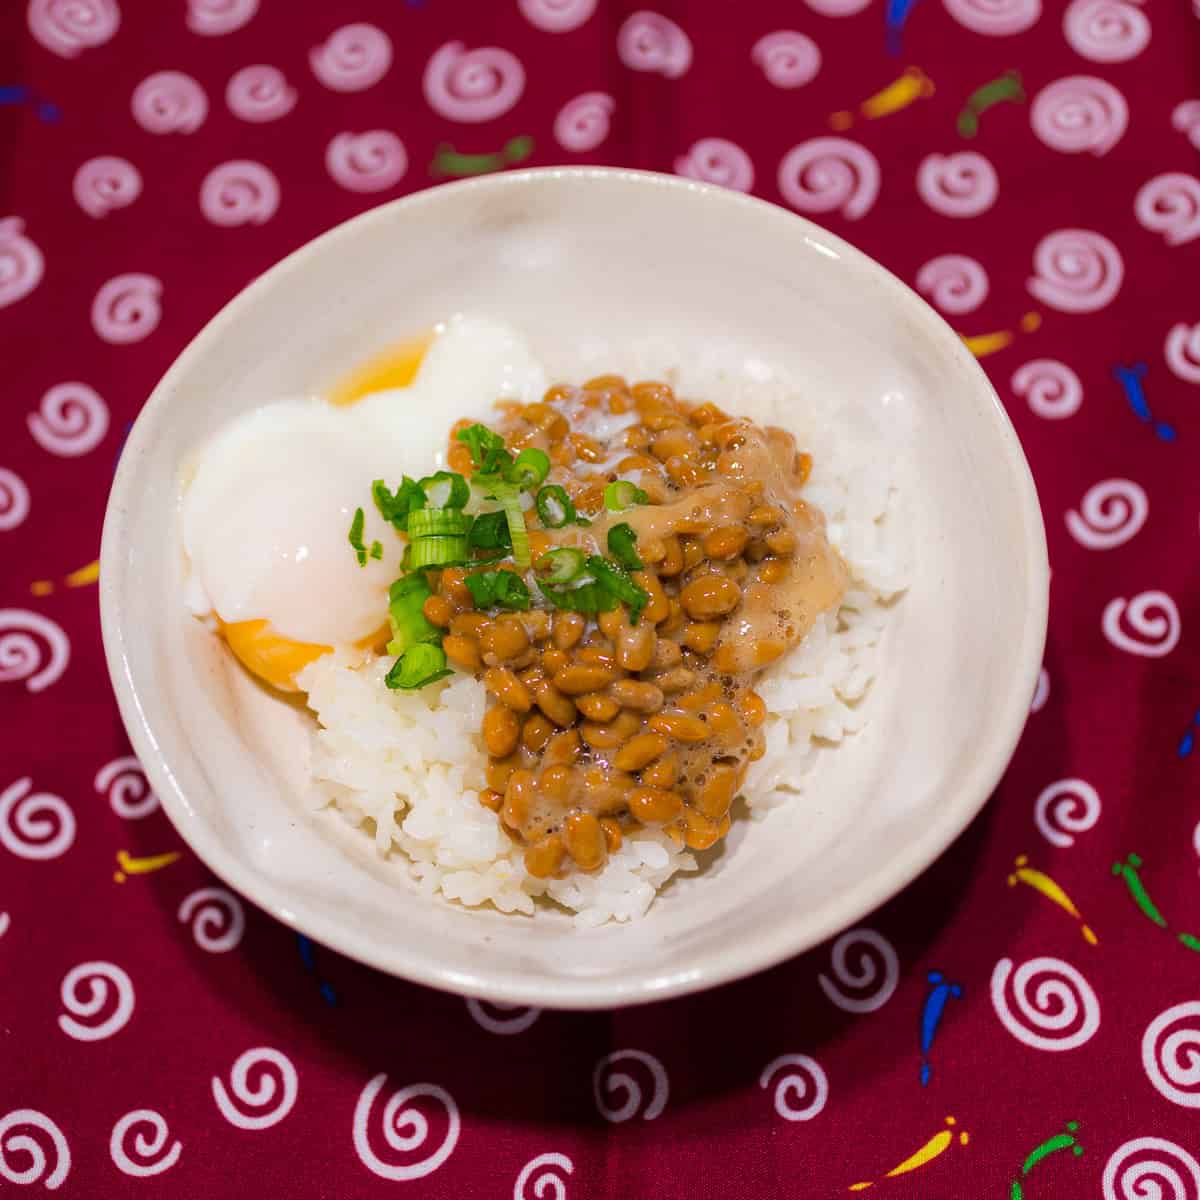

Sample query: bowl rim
[100,166,1049,1009]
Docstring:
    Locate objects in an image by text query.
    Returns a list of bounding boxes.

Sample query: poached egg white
[181,314,547,683]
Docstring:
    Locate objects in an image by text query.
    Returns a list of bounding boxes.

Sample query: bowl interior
[101,169,1047,1008]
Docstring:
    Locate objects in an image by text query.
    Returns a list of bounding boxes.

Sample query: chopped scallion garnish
[606,522,642,570]
[465,570,531,611]
[603,479,648,511]
[536,579,620,614]
[348,507,367,566]
[415,470,469,509]
[456,424,512,474]
[508,448,551,490]
[385,643,453,690]
[386,573,440,655]
[405,535,470,570]
[406,507,473,540]
[468,509,512,552]
[536,547,586,585]
[535,484,576,529]
[587,555,648,624]
[369,541,383,560]
[372,477,426,531]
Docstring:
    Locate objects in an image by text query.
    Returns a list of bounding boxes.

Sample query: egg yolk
[326,331,433,407]
[219,332,431,691]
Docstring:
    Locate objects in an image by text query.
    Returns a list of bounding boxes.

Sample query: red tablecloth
[3,1,1200,1195]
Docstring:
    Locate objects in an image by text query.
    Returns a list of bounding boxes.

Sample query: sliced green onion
[537,579,620,614]
[468,509,512,552]
[415,471,469,509]
[369,541,383,560]
[487,482,530,568]
[385,643,453,690]
[508,448,550,490]
[406,535,470,570]
[348,507,367,566]
[535,484,576,529]
[456,424,512,474]
[465,570,531,611]
[386,574,440,655]
[604,480,649,511]
[607,522,642,570]
[536,547,586,585]
[372,477,426,531]
[587,555,648,624]
[406,507,473,540]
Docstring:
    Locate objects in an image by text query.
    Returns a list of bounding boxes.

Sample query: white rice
[298,370,907,925]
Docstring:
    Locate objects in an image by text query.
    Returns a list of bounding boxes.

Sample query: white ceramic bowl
[100,168,1048,1009]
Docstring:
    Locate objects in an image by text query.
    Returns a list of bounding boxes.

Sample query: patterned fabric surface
[2,0,1199,1195]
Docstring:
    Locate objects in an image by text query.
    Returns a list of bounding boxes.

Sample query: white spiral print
[916,254,989,314]
[427,40,530,126]
[0,469,30,532]
[777,138,880,220]
[186,0,257,36]
[130,71,208,134]
[513,1152,573,1200]
[58,961,134,1041]
[465,999,541,1035]
[1103,1137,1200,1200]
[72,156,141,218]
[1142,1003,1200,1108]
[1103,591,1180,658]
[758,1054,829,1121]
[309,23,392,93]
[0,912,8,938]
[27,0,119,58]
[1012,359,1083,418]
[109,1110,181,1178]
[325,132,407,194]
[674,138,755,193]
[553,92,614,152]
[1033,778,1100,848]
[91,273,162,344]
[1135,174,1200,247]
[27,382,109,457]
[1165,322,1200,385]
[916,152,998,218]
[1173,101,1200,152]
[1063,0,1150,63]
[518,0,596,33]
[1027,228,1124,313]
[942,0,1042,35]
[593,1050,669,1122]
[352,1075,460,1180]
[178,888,245,952]
[616,11,693,79]
[1030,76,1128,156]
[212,1048,298,1130]
[423,41,525,123]
[990,956,1100,1051]
[1065,479,1147,549]
[0,217,45,310]
[0,611,70,692]
[0,1109,70,1190]
[199,161,279,227]
[817,927,899,1013]
[752,31,821,89]
[804,0,871,13]
[225,65,296,122]
[0,777,75,861]
[1031,666,1050,713]
[94,756,157,819]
